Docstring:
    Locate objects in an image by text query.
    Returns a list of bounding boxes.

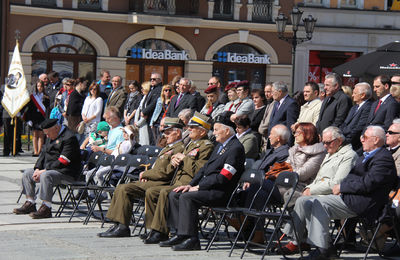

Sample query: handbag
[77,121,86,134]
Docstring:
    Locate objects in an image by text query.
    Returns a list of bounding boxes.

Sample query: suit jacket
[254,144,290,172]
[340,148,397,220]
[316,90,352,134]
[166,92,196,117]
[192,92,206,112]
[35,127,81,179]
[238,130,259,159]
[367,95,400,131]
[142,83,162,120]
[190,136,245,200]
[106,86,127,116]
[141,140,185,181]
[340,100,372,151]
[171,136,214,186]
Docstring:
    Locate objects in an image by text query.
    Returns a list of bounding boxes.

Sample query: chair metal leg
[363,222,382,260]
[229,215,249,257]
[206,212,226,251]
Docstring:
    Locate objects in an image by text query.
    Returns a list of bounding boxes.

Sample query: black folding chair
[134,145,161,157]
[239,171,301,260]
[206,168,266,252]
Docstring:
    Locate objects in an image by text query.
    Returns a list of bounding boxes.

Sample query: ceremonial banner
[2,42,30,118]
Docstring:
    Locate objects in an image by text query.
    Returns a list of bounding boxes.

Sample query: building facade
[2,0,298,93]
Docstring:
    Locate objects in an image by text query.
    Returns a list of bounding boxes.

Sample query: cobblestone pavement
[0,149,383,260]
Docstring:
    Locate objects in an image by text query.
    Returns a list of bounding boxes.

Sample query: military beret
[224,82,238,92]
[188,111,213,130]
[236,80,250,90]
[214,111,236,130]
[205,84,219,94]
[164,117,185,130]
[40,118,58,129]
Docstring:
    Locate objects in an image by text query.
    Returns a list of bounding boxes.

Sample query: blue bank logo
[131,48,143,59]
[217,52,227,62]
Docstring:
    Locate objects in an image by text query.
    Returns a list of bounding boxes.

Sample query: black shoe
[139,232,150,240]
[97,224,130,238]
[172,237,201,251]
[159,235,187,247]
[144,230,169,244]
[97,223,119,237]
[301,247,336,260]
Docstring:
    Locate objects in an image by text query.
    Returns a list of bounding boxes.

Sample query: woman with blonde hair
[150,84,176,142]
[134,81,152,145]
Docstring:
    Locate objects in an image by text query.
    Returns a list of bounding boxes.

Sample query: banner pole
[13,117,17,156]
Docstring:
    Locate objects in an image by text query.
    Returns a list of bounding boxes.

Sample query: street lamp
[275,7,317,93]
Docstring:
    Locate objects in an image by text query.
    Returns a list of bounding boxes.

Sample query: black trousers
[3,117,22,155]
[168,190,226,237]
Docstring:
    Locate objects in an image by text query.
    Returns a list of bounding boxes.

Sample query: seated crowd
[8,70,400,258]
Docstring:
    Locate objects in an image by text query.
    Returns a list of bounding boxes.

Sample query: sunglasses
[322,139,336,146]
[387,130,400,135]
[150,78,160,81]
[164,89,172,92]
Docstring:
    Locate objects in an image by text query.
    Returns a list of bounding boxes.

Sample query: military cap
[224,82,238,92]
[188,111,213,130]
[40,118,58,129]
[237,80,249,88]
[214,111,236,130]
[205,84,219,94]
[163,117,185,130]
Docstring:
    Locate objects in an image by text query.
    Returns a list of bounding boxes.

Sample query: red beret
[237,80,249,88]
[224,82,238,92]
[205,84,218,94]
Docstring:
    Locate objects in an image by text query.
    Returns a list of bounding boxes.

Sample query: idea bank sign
[216,52,271,64]
[131,48,189,61]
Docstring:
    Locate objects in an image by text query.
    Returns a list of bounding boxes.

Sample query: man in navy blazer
[166,77,196,117]
[163,113,245,251]
[287,125,397,259]
[340,82,372,152]
[267,81,299,145]
[316,73,353,134]
[367,75,400,130]
[142,73,163,123]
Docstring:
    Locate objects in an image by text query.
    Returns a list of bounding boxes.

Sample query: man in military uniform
[160,112,245,251]
[143,112,214,244]
[13,119,81,218]
[98,118,185,238]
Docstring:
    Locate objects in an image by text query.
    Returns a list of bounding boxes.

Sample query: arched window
[32,33,96,83]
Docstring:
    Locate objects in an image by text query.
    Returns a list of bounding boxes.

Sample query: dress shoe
[29,204,52,219]
[143,230,169,244]
[98,225,130,238]
[172,237,201,251]
[139,232,150,240]
[13,201,37,214]
[159,235,187,247]
[300,247,336,260]
[97,224,119,237]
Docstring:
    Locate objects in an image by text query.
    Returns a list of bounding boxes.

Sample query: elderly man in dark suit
[105,75,127,116]
[166,77,196,117]
[340,82,372,152]
[161,113,245,251]
[286,125,397,259]
[316,73,352,134]
[367,75,400,130]
[267,81,299,145]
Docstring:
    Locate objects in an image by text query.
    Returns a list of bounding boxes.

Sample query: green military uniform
[105,140,185,226]
[145,136,214,234]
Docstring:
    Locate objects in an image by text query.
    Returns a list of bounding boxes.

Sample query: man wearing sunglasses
[387,119,400,174]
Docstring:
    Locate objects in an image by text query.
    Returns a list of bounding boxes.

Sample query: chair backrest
[98,154,115,167]
[135,145,162,157]
[239,168,265,187]
[113,154,132,168]
[274,171,299,190]
[244,158,256,171]
[86,151,103,170]
[128,154,149,168]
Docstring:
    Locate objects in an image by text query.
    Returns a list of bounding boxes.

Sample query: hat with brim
[40,118,58,130]
[214,111,236,130]
[163,117,184,131]
[188,111,212,130]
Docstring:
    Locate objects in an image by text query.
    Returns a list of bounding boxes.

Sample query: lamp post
[275,7,317,94]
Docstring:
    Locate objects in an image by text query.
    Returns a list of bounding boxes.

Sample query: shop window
[32,33,96,83]
[31,0,57,7]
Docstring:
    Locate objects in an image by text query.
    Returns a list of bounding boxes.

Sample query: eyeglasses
[150,78,160,81]
[387,130,400,135]
[322,139,336,146]
[164,89,172,92]
[208,82,217,85]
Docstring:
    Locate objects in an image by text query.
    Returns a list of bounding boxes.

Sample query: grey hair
[178,109,194,122]
[325,73,342,87]
[62,78,70,84]
[355,82,372,99]
[393,118,400,124]
[179,77,191,86]
[272,81,288,93]
[323,126,345,141]
[219,124,235,136]
[272,124,290,143]
[365,125,386,142]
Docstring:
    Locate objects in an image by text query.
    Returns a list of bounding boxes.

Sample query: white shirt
[81,96,103,123]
